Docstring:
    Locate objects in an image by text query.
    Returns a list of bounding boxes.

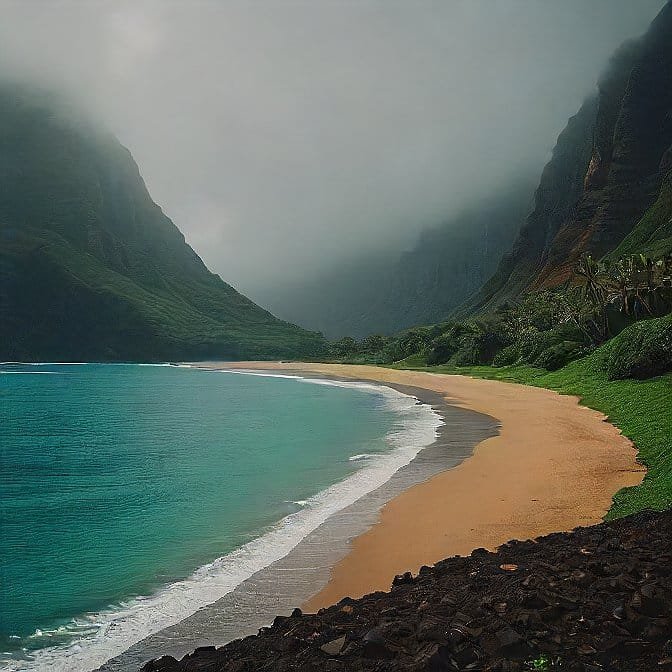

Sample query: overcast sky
[0,0,666,303]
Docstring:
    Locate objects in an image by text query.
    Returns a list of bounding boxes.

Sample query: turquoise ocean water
[0,364,440,671]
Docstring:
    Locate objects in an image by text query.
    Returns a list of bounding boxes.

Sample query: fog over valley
[3,2,672,670]
[0,0,664,314]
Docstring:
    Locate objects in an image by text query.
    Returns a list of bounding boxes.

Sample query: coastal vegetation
[328,251,672,373]
[326,251,672,520]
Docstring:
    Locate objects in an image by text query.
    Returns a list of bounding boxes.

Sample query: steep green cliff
[456,99,599,316]
[0,85,325,361]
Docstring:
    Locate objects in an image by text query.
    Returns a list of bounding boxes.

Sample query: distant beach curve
[217,362,645,611]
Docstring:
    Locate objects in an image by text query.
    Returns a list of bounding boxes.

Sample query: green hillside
[610,166,672,259]
[0,85,325,361]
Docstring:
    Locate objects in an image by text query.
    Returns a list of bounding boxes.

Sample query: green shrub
[603,313,672,379]
[382,327,433,363]
[514,329,561,364]
[427,318,510,366]
[533,341,586,371]
[450,340,482,367]
[493,344,520,367]
[329,337,359,359]
[426,324,471,365]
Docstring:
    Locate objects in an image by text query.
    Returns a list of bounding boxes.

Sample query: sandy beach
[211,362,645,613]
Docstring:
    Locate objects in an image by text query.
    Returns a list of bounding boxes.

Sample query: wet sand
[216,362,645,612]
[99,374,496,671]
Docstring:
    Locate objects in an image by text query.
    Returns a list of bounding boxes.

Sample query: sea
[0,363,448,671]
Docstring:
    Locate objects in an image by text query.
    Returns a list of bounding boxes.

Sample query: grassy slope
[609,168,672,259]
[391,352,672,520]
[4,230,321,360]
[0,86,325,361]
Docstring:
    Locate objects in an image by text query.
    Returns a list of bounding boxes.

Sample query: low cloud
[0,0,665,303]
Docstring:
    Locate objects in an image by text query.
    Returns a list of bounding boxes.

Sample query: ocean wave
[135,363,193,368]
[200,368,302,380]
[4,369,442,672]
[0,371,66,375]
[0,362,90,366]
[348,453,375,461]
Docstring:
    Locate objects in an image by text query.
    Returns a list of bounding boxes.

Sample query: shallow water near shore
[0,363,444,672]
[99,379,496,672]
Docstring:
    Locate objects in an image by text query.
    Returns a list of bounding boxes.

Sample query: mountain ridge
[462,1,672,316]
[0,84,325,361]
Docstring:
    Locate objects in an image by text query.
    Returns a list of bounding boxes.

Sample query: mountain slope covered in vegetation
[610,164,672,260]
[0,85,325,361]
[273,5,672,338]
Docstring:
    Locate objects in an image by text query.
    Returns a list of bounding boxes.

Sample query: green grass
[392,350,672,519]
[609,169,672,260]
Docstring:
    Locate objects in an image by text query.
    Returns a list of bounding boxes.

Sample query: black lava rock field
[142,509,672,671]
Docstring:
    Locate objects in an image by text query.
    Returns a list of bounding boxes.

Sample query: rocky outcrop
[142,509,672,672]
[610,162,672,259]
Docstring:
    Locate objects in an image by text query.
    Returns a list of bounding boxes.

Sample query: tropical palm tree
[576,255,608,306]
[640,254,655,291]
[608,259,631,316]
[575,255,610,339]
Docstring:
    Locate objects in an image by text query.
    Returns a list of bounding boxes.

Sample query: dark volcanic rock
[140,509,672,672]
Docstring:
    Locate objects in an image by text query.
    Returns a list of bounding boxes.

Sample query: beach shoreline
[95,364,484,671]
[212,362,645,613]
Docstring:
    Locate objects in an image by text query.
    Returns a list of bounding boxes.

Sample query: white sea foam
[0,362,90,366]
[136,363,193,368]
[4,369,442,672]
[348,453,375,461]
[0,371,66,375]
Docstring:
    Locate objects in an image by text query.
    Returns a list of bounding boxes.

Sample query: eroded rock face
[461,96,597,314]
[536,2,672,287]
[466,2,672,314]
[141,509,672,672]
